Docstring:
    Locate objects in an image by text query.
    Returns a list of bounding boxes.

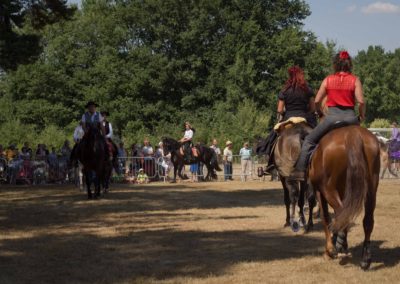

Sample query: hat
[101,111,110,116]
[139,168,144,172]
[226,140,233,146]
[159,142,163,146]
[85,101,99,108]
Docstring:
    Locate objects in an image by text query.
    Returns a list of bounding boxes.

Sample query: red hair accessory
[339,51,350,60]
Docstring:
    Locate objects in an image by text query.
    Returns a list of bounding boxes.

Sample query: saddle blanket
[274,117,307,131]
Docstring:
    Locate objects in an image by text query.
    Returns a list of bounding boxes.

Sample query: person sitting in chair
[179,121,195,163]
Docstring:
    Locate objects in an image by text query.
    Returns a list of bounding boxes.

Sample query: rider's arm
[106,123,113,139]
[81,114,87,132]
[355,78,365,121]
[315,78,328,115]
[277,99,285,114]
[308,97,316,113]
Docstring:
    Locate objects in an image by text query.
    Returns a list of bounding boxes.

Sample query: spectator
[0,144,5,158]
[21,142,33,157]
[142,139,155,177]
[210,139,221,158]
[6,144,18,161]
[35,144,48,160]
[239,142,252,181]
[128,143,139,175]
[391,122,400,141]
[47,147,58,182]
[190,162,198,182]
[136,168,149,184]
[118,142,128,174]
[223,141,233,181]
[20,145,32,160]
[61,140,72,159]
[157,142,172,179]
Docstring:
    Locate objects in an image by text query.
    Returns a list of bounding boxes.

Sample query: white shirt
[223,147,233,162]
[184,129,194,140]
[142,145,154,156]
[103,121,113,139]
[73,125,85,142]
[81,112,104,123]
[210,145,221,155]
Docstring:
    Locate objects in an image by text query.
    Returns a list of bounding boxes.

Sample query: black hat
[85,101,99,108]
[101,111,110,116]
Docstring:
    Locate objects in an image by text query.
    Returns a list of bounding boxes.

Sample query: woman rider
[179,122,195,163]
[264,66,316,173]
[290,51,366,181]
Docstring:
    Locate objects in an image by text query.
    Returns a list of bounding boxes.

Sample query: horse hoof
[170,180,177,184]
[283,222,290,228]
[360,259,371,270]
[291,221,300,232]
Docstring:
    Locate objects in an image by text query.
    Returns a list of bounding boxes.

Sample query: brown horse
[274,122,316,232]
[309,125,380,269]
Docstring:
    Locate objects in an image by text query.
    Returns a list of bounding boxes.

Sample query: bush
[369,118,391,128]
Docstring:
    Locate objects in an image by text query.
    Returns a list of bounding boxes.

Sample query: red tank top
[326,73,357,107]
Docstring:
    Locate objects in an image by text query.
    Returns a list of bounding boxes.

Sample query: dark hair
[333,51,352,73]
[282,66,308,92]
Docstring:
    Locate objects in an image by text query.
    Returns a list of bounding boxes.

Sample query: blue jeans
[224,162,233,180]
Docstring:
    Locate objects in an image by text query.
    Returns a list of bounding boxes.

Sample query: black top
[278,86,314,118]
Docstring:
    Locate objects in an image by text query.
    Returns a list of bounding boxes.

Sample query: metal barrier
[4,156,71,185]
[155,155,259,182]
[0,158,7,182]
[115,156,160,182]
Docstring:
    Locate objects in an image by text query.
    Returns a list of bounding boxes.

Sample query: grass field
[1,179,399,284]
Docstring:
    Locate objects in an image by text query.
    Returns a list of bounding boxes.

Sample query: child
[137,168,149,184]
[190,163,198,182]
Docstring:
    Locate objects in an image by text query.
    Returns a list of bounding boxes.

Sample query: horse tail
[211,151,222,171]
[332,133,368,232]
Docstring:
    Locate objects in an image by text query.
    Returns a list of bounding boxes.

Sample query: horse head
[161,137,180,155]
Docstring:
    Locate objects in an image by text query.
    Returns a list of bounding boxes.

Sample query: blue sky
[68,0,400,55]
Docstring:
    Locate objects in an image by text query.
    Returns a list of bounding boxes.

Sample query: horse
[73,126,111,199]
[308,125,380,270]
[161,137,222,182]
[273,123,316,232]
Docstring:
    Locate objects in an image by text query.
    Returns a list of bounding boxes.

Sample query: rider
[81,101,106,135]
[263,66,316,174]
[179,121,195,163]
[101,111,119,169]
[290,51,366,181]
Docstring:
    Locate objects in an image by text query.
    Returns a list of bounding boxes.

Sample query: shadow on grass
[0,185,285,230]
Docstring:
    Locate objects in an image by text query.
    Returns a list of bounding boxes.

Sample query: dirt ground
[0,179,399,284]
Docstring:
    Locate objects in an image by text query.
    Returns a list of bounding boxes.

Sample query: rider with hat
[290,51,365,181]
[82,101,106,135]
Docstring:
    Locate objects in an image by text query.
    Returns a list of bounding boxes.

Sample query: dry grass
[0,179,399,284]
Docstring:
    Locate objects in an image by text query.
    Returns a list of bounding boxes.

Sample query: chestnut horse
[309,125,380,270]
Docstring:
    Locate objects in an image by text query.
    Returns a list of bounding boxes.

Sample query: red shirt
[326,73,357,107]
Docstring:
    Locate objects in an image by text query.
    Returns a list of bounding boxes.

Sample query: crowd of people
[0,141,73,184]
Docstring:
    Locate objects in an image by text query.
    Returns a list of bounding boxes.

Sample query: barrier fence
[0,153,398,185]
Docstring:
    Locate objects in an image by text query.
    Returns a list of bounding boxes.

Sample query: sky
[67,0,400,55]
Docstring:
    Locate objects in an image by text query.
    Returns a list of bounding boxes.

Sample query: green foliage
[369,118,391,129]
[0,1,398,148]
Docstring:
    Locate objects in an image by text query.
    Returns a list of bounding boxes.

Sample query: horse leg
[305,182,316,232]
[316,190,336,259]
[298,181,306,229]
[286,179,300,232]
[85,170,92,199]
[282,178,291,227]
[360,186,377,270]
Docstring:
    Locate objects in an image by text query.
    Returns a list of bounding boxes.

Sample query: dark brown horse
[309,125,380,269]
[161,137,222,182]
[273,123,316,232]
[74,126,111,199]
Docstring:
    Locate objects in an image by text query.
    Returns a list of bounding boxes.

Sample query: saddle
[274,117,307,133]
[179,146,199,158]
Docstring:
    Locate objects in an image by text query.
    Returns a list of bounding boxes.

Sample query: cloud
[345,5,357,13]
[362,2,400,14]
